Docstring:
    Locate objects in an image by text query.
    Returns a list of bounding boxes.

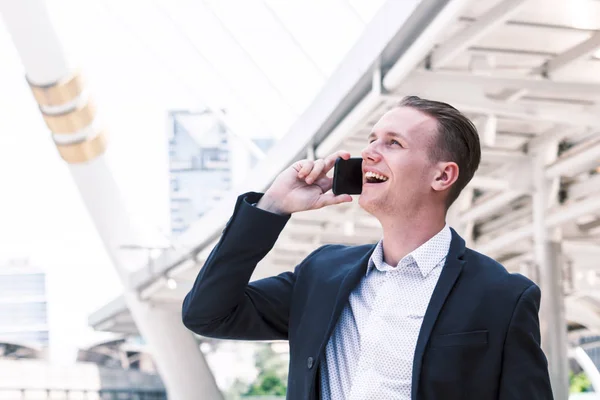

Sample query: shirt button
[307,357,314,369]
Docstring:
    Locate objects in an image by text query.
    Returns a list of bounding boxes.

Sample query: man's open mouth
[364,171,389,184]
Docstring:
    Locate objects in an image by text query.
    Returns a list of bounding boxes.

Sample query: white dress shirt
[320,225,452,399]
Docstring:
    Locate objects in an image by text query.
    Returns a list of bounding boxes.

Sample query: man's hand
[257,151,355,215]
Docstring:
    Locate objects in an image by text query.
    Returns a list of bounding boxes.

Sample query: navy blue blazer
[182,192,553,400]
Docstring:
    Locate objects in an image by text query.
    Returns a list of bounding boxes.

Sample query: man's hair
[397,95,481,208]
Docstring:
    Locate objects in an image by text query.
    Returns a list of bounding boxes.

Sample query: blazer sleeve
[181,192,323,341]
[498,283,554,400]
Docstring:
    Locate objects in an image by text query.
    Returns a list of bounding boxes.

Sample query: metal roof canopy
[91,0,600,336]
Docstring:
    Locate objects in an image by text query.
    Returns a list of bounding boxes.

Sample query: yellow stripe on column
[28,72,83,107]
[56,132,107,164]
[42,100,96,134]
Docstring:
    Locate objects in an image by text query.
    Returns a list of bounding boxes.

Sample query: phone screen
[333,157,363,195]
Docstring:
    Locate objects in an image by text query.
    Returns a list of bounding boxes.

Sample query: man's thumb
[315,192,353,209]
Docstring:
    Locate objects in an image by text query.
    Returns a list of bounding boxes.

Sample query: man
[182,96,553,399]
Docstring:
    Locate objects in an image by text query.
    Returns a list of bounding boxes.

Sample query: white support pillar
[531,146,569,400]
[0,2,223,399]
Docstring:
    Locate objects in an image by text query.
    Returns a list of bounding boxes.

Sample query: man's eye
[391,140,401,146]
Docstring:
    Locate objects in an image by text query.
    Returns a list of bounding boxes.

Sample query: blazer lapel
[309,245,376,398]
[411,229,466,400]
[318,245,376,359]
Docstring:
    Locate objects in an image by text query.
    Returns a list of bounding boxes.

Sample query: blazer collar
[411,228,467,400]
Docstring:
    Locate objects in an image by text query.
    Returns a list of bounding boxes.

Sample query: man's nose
[361,143,382,162]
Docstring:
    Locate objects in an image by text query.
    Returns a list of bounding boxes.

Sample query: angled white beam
[383,0,473,90]
[460,190,524,223]
[568,173,600,201]
[527,125,579,151]
[493,88,530,103]
[481,148,528,163]
[469,176,510,191]
[477,203,532,235]
[578,216,600,232]
[407,70,600,97]
[429,0,529,69]
[384,90,600,127]
[563,240,600,255]
[534,31,600,77]
[475,194,600,255]
[565,296,600,332]
[492,31,600,102]
[482,114,497,146]
[546,138,600,179]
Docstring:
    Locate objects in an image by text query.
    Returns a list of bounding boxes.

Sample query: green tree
[570,371,592,393]
[244,371,287,396]
[243,343,288,397]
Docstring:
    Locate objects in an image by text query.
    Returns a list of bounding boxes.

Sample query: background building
[0,259,49,351]
[167,110,273,236]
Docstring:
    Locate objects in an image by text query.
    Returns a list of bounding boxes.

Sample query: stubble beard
[359,190,399,219]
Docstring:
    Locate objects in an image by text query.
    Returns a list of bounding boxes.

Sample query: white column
[531,147,569,399]
[0,2,223,399]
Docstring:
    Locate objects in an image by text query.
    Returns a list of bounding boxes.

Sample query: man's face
[358,106,441,216]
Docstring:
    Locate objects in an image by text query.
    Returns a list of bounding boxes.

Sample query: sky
[0,0,385,366]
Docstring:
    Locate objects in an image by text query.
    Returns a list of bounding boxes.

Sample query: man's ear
[432,162,459,192]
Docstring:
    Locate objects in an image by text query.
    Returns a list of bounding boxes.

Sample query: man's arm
[498,284,553,399]
[182,192,291,340]
[181,192,324,341]
[182,150,353,340]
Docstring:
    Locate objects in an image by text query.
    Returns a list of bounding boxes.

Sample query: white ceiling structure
[90,0,600,339]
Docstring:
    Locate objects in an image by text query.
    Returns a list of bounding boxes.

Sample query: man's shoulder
[297,243,375,273]
[463,247,536,295]
[313,243,375,258]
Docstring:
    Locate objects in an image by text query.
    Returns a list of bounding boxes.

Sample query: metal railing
[0,388,167,400]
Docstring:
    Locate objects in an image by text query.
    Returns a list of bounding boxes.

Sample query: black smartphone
[332,157,363,195]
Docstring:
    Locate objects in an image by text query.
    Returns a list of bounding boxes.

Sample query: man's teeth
[365,171,388,181]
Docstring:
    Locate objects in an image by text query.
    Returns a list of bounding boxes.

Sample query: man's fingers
[315,192,353,209]
[323,150,352,173]
[295,150,351,184]
[297,160,314,178]
[305,159,325,184]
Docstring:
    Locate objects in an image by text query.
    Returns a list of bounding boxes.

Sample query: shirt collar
[367,224,452,278]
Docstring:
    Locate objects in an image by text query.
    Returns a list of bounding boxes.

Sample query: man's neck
[379,214,447,267]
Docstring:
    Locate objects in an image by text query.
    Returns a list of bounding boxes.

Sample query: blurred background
[0,0,599,398]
